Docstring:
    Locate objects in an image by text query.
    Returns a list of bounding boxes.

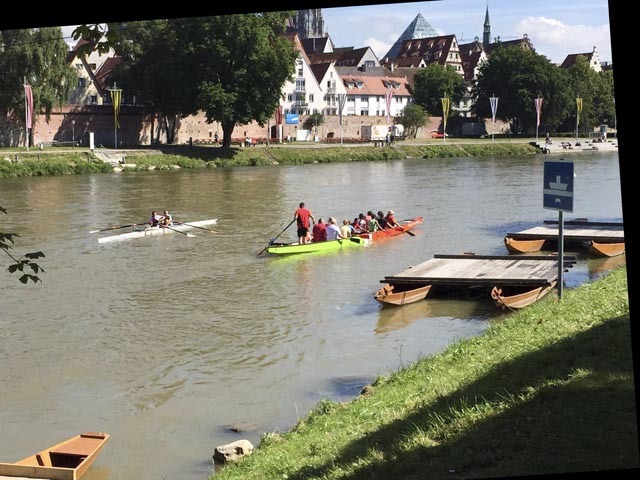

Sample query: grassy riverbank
[213,266,637,480]
[0,141,540,177]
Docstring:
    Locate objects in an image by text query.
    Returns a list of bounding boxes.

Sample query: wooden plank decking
[505,219,624,244]
[381,254,576,289]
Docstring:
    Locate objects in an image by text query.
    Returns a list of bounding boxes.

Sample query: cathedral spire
[483,1,491,47]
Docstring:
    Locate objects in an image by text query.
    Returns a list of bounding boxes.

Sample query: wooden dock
[504,219,624,256]
[380,254,576,289]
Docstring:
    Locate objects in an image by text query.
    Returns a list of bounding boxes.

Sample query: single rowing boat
[374,283,432,306]
[97,219,217,244]
[490,282,556,310]
[265,236,369,255]
[0,431,109,480]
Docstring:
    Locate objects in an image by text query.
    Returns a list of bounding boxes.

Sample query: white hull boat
[97,219,218,244]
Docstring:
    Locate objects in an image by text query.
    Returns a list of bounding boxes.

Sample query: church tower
[291,9,325,39]
[483,3,491,47]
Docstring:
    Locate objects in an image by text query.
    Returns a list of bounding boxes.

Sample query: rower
[159,210,173,227]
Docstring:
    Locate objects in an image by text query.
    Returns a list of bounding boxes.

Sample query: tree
[0,28,77,146]
[109,20,195,144]
[394,103,429,139]
[1,206,45,283]
[412,64,466,116]
[473,46,572,134]
[303,112,324,139]
[182,12,298,148]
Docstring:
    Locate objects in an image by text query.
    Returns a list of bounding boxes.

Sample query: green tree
[0,28,76,146]
[303,112,324,139]
[473,46,572,134]
[109,20,195,144]
[1,206,45,284]
[412,64,466,116]
[178,12,298,148]
[394,103,429,138]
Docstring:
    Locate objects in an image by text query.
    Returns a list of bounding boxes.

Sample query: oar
[165,226,196,237]
[173,221,219,233]
[395,226,416,237]
[257,218,296,256]
[90,223,140,234]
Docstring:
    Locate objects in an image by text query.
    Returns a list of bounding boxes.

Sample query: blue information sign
[543,160,574,212]
[285,114,299,124]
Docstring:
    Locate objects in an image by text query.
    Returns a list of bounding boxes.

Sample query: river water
[0,151,625,479]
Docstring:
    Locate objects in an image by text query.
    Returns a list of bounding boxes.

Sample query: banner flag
[111,88,122,129]
[384,88,393,123]
[24,84,34,129]
[576,97,583,124]
[490,96,498,123]
[338,93,347,126]
[535,97,543,127]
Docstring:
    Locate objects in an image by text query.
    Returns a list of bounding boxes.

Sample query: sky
[321,0,613,65]
[59,0,613,66]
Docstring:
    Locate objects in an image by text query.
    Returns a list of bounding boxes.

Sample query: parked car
[431,131,449,139]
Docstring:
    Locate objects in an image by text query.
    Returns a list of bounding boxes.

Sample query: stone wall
[3,106,503,147]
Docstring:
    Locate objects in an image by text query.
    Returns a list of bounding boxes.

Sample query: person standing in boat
[294,202,315,245]
[311,218,327,242]
[149,210,160,227]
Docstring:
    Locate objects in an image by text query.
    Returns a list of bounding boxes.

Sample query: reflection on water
[375,297,499,334]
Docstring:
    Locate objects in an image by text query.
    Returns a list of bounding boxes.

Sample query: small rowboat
[0,431,109,480]
[504,236,546,254]
[589,240,625,257]
[374,283,432,306]
[98,219,217,244]
[265,236,369,255]
[491,282,556,310]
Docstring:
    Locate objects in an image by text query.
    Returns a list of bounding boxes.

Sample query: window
[309,94,314,102]
[77,78,86,88]
[287,94,293,102]
[298,68,303,77]
[90,95,98,105]
[360,110,369,116]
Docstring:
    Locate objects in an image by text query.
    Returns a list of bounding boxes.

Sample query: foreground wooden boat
[490,282,556,310]
[374,283,432,306]
[97,218,217,244]
[504,236,546,253]
[359,216,423,241]
[589,240,625,257]
[0,432,109,480]
[265,236,369,255]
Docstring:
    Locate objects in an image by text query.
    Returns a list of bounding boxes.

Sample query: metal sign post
[543,159,574,299]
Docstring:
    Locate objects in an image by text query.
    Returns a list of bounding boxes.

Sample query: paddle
[90,223,140,234]
[257,218,296,256]
[173,221,219,233]
[164,225,196,237]
[394,226,415,236]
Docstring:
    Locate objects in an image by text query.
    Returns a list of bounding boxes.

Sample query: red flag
[24,84,33,129]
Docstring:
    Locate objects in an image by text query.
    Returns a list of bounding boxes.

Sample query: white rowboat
[97,219,218,244]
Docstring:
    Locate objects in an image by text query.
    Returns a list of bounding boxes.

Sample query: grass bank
[0,141,539,177]
[213,266,638,480]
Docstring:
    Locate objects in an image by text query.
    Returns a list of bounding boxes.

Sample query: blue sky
[321,0,613,65]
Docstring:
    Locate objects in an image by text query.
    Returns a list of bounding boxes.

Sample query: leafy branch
[1,206,45,284]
